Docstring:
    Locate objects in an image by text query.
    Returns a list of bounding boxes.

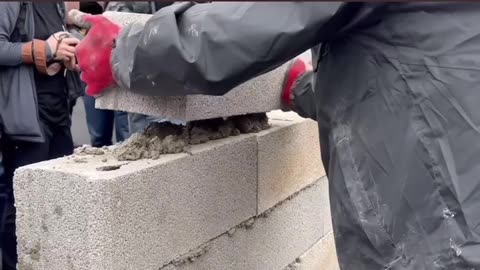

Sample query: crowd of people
[0,2,172,269]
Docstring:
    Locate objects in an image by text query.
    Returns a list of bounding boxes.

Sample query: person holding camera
[0,2,80,269]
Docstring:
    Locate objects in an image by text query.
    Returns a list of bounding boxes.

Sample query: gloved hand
[76,15,121,96]
[281,58,312,109]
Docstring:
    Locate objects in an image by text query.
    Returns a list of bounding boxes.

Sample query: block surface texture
[286,232,339,270]
[95,12,311,122]
[14,134,258,270]
[257,114,324,213]
[163,178,331,270]
[299,233,340,270]
[14,111,333,270]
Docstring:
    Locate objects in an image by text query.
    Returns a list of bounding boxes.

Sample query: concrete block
[94,12,310,122]
[95,64,289,122]
[14,134,258,270]
[286,232,339,270]
[256,116,325,213]
[267,110,308,122]
[161,177,331,270]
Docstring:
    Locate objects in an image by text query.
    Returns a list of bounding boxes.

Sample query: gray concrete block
[285,232,339,270]
[256,116,325,213]
[95,64,288,122]
[103,11,151,27]
[14,134,258,270]
[162,178,331,270]
[94,12,309,122]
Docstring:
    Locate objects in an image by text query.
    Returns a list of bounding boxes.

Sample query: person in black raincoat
[75,2,480,269]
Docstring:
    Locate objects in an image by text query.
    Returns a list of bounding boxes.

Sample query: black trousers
[0,123,73,270]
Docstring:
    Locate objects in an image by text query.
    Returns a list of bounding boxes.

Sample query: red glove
[76,15,120,96]
[281,58,312,108]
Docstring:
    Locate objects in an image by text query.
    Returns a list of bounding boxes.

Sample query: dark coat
[0,2,43,142]
[111,2,480,269]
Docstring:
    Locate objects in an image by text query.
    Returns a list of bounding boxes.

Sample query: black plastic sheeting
[110,2,480,269]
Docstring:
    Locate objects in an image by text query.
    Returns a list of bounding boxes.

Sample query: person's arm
[0,2,27,66]
[0,2,79,74]
[111,2,344,96]
[0,3,53,67]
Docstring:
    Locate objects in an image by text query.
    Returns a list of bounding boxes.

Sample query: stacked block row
[14,111,337,270]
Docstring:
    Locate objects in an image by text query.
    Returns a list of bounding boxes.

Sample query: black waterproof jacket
[110,2,480,269]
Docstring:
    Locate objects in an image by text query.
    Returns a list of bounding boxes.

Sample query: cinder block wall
[14,111,338,270]
[16,11,335,270]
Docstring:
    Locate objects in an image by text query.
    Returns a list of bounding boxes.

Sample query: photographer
[0,2,80,269]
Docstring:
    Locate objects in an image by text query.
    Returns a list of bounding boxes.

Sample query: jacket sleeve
[0,2,23,66]
[111,2,344,96]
